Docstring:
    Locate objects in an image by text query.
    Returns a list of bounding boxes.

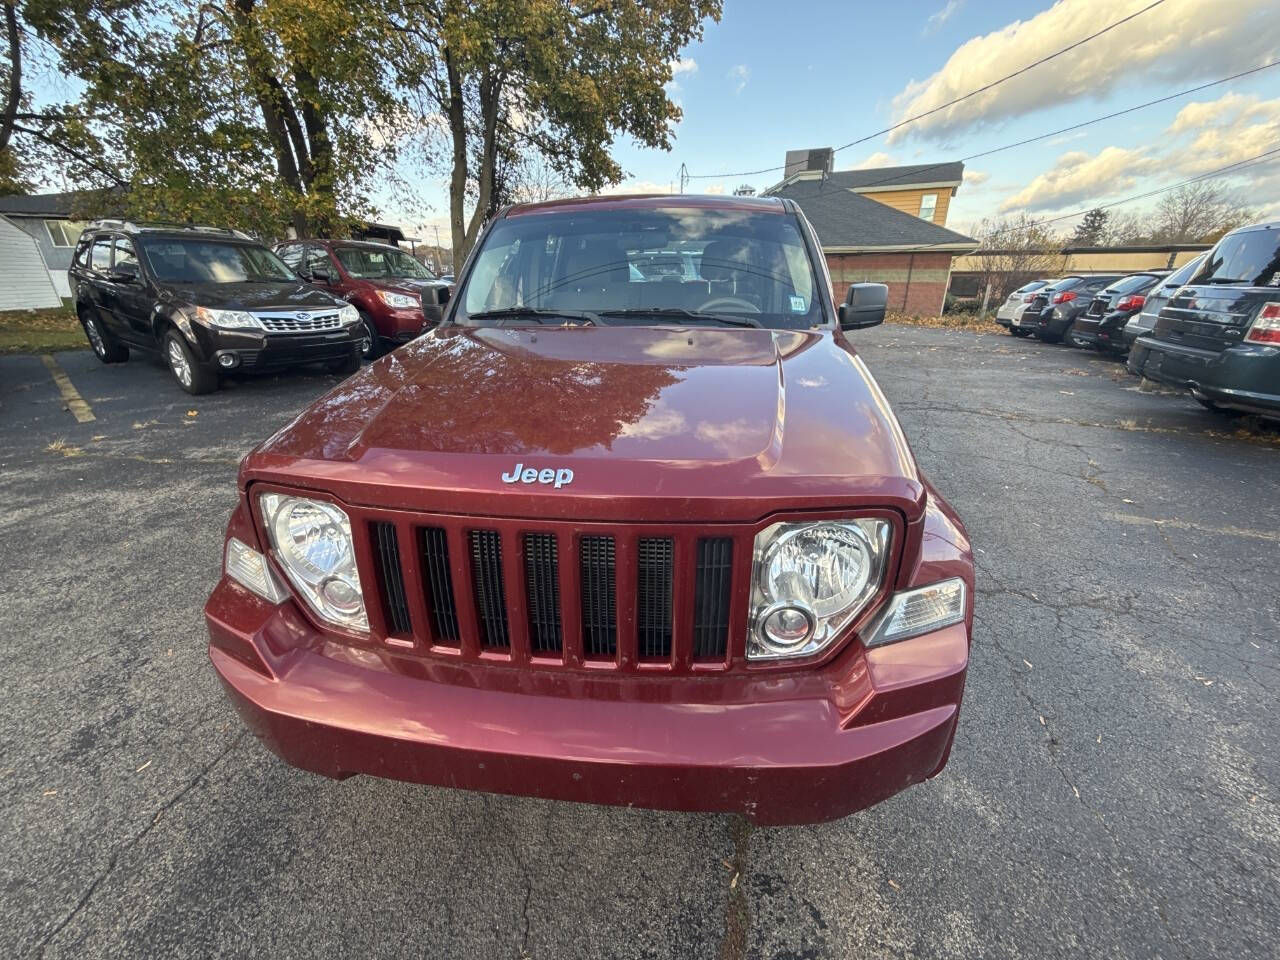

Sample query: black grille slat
[469,530,510,648]
[420,527,459,644]
[524,534,562,654]
[637,537,673,660]
[580,536,617,658]
[692,538,733,660]
[372,522,412,635]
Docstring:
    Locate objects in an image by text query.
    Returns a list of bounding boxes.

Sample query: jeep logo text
[501,463,574,489]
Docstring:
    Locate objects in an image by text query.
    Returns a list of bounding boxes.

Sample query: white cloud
[994,90,1280,216]
[670,58,698,77]
[728,65,750,95]
[963,168,990,186]
[858,151,897,168]
[597,179,677,196]
[705,184,727,195]
[999,146,1156,212]
[924,0,963,36]
[888,0,1280,143]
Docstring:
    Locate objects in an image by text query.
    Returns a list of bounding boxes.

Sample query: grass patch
[885,311,998,332]
[0,304,85,355]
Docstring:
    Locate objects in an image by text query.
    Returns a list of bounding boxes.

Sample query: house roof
[769,178,977,252]
[0,188,124,218]
[824,161,965,192]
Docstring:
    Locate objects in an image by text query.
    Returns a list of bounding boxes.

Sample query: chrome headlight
[259,493,368,631]
[193,306,263,330]
[375,290,419,309]
[338,303,359,325]
[749,519,889,660]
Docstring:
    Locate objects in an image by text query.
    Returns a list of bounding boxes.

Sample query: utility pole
[678,163,690,195]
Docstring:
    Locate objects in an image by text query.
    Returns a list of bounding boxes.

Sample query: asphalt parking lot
[2,326,1277,959]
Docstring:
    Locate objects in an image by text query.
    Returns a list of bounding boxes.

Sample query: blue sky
[570,0,1280,239]
[25,0,1280,241]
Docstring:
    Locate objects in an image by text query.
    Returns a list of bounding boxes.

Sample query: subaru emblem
[296,312,311,321]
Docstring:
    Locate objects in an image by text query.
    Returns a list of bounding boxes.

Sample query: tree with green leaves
[1069,207,1110,247]
[21,0,416,236]
[390,0,721,263]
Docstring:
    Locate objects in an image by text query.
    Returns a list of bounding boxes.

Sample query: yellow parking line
[1107,512,1280,544]
[41,354,96,423]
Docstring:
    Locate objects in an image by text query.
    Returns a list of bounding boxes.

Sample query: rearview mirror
[838,282,888,330]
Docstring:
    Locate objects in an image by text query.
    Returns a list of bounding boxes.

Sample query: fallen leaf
[1039,716,1046,726]
[1122,498,1136,504]
[186,410,198,417]
[888,879,900,891]
[1023,659,1033,669]
[136,760,152,773]
[43,789,57,797]
[721,859,732,870]
[1097,734,1102,744]
[1072,786,1080,799]
[730,873,738,890]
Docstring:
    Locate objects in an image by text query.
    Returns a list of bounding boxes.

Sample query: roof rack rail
[85,219,254,241]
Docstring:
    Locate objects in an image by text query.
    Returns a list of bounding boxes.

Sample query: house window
[918,194,938,222]
[45,220,89,247]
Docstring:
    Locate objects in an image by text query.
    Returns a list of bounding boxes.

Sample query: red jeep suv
[207,194,973,825]
[276,239,451,360]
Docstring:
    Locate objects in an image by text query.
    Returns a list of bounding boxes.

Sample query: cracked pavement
[1,325,1277,959]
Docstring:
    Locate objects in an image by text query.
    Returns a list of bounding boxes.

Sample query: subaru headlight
[259,493,368,632]
[338,303,359,325]
[749,519,889,660]
[375,290,420,309]
[192,306,263,330]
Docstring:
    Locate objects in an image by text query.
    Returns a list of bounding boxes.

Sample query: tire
[357,313,381,360]
[327,349,361,376]
[80,310,128,363]
[1010,326,1033,338]
[163,329,218,394]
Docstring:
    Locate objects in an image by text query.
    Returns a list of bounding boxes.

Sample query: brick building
[763,150,978,314]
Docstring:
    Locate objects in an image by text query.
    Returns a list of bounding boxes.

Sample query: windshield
[140,239,295,284]
[334,245,435,280]
[1191,229,1280,287]
[456,206,823,329]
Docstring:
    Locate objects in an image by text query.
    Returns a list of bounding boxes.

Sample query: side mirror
[106,262,139,283]
[838,282,888,330]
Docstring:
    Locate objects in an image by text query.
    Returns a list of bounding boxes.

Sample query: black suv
[1131,222,1280,420]
[1021,274,1124,343]
[1068,270,1168,355]
[69,221,362,394]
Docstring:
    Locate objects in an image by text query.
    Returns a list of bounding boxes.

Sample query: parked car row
[70,220,449,394]
[992,220,1280,422]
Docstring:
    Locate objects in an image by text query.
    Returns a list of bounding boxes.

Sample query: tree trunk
[1,0,20,153]
[444,45,470,263]
[461,67,500,258]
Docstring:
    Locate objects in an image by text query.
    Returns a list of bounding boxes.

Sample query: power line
[687,0,1167,180]
[1033,144,1280,227]
[766,58,1280,200]
[881,144,1280,255]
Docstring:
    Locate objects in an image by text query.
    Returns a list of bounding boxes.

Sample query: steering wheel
[697,296,760,314]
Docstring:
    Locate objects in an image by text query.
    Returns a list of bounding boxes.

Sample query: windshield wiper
[468,307,602,325]
[597,308,762,328]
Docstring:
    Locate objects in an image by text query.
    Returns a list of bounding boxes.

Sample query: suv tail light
[1245,302,1280,345]
[1022,293,1036,302]
[1115,294,1145,312]
[1052,291,1077,304]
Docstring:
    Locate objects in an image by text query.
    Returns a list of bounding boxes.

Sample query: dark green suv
[1132,222,1280,420]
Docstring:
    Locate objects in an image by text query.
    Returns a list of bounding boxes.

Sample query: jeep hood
[244,326,924,521]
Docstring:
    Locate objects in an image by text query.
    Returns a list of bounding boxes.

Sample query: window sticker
[790,295,806,313]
